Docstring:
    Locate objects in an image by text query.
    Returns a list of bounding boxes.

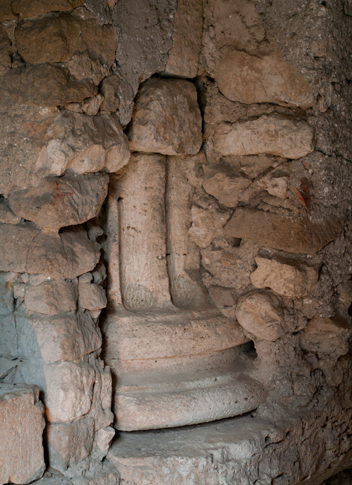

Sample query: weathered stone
[224,207,344,254]
[9,172,108,233]
[0,272,14,315]
[0,64,97,109]
[215,48,314,108]
[236,290,285,341]
[15,14,117,67]
[164,0,203,78]
[203,172,251,207]
[16,310,101,362]
[16,360,96,423]
[0,0,15,20]
[0,25,10,74]
[79,282,107,311]
[0,384,45,485]
[251,256,319,299]
[66,52,110,86]
[82,94,104,116]
[223,154,281,179]
[128,78,202,155]
[94,427,116,459]
[0,224,100,279]
[35,112,130,177]
[47,418,95,472]
[188,206,217,248]
[0,198,21,224]
[214,115,315,159]
[301,315,349,356]
[0,314,17,359]
[24,279,76,315]
[101,75,120,112]
[12,0,85,17]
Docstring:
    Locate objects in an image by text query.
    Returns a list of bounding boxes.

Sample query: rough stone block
[301,315,349,356]
[0,384,45,485]
[128,78,202,155]
[79,282,107,311]
[215,48,314,108]
[214,114,315,159]
[203,172,251,207]
[12,0,85,18]
[0,314,17,359]
[0,271,14,314]
[0,198,21,224]
[24,279,77,315]
[224,207,344,254]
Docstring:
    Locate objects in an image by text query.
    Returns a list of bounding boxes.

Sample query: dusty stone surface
[224,207,344,254]
[0,384,45,485]
[0,224,100,278]
[0,198,21,224]
[24,280,77,315]
[236,290,285,342]
[250,256,319,299]
[301,315,350,357]
[203,171,252,207]
[79,282,107,311]
[9,173,108,233]
[128,78,202,155]
[215,48,314,108]
[214,115,315,159]
[164,0,203,78]
[11,0,85,18]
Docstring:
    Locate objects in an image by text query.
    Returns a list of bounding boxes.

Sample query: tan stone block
[79,282,107,311]
[12,0,84,18]
[0,384,45,485]
[236,290,285,341]
[164,0,203,78]
[224,207,344,254]
[128,78,202,156]
[250,256,319,298]
[214,115,315,159]
[189,206,217,248]
[215,48,314,108]
[0,223,100,278]
[24,279,77,315]
[0,198,21,224]
[66,52,109,86]
[9,173,108,233]
[203,172,251,207]
[301,315,350,356]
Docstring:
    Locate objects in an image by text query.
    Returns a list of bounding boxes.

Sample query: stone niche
[0,0,352,485]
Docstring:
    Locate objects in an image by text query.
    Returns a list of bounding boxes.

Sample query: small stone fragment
[215,48,314,108]
[224,207,344,254]
[101,75,120,112]
[0,384,45,485]
[79,282,107,311]
[9,172,109,233]
[203,172,251,207]
[236,290,285,341]
[0,315,17,359]
[128,78,202,156]
[214,115,315,159]
[0,198,21,224]
[66,51,110,86]
[189,206,217,248]
[82,94,104,116]
[250,256,318,298]
[24,280,76,315]
[301,315,349,356]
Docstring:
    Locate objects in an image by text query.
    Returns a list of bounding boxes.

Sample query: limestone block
[12,0,85,18]
[79,282,107,311]
[164,0,203,78]
[47,418,95,472]
[0,314,17,359]
[95,427,116,457]
[214,115,315,159]
[0,198,21,224]
[128,78,202,155]
[101,75,120,112]
[251,257,318,298]
[224,207,344,254]
[188,206,217,248]
[301,315,349,356]
[203,172,251,207]
[15,14,117,67]
[0,64,97,109]
[236,290,285,341]
[66,52,109,86]
[9,173,108,233]
[17,360,96,422]
[0,272,14,315]
[16,310,101,362]
[223,154,279,179]
[0,384,45,485]
[87,360,114,431]
[215,48,314,108]
[24,279,76,315]
[0,224,100,278]
[34,112,130,177]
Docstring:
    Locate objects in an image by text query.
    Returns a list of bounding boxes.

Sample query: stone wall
[0,0,351,484]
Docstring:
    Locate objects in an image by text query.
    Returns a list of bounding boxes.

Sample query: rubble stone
[0,384,45,485]
[250,256,319,299]
[12,0,85,18]
[128,78,202,155]
[24,279,77,315]
[188,206,217,248]
[203,172,251,207]
[214,115,315,159]
[224,207,344,254]
[79,282,107,311]
[301,315,349,356]
[0,272,14,315]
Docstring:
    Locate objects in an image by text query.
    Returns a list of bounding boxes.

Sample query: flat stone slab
[107,407,352,484]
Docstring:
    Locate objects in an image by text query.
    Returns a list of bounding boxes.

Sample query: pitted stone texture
[0,224,100,278]
[128,78,202,155]
[0,384,45,485]
[79,282,107,311]
[9,173,108,233]
[236,290,285,342]
[15,310,101,362]
[214,115,315,159]
[215,48,313,108]
[24,279,77,315]
[224,207,344,254]
[301,315,350,356]
[251,256,319,298]
[203,172,252,207]
[12,0,85,17]
[164,0,203,78]
[15,14,117,67]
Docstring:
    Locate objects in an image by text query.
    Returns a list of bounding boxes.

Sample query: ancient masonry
[0,0,352,484]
